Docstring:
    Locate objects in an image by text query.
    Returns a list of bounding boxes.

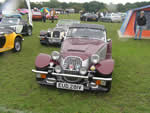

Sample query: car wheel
[13,38,22,52]
[27,27,32,36]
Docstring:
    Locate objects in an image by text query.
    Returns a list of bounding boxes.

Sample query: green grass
[0,14,150,113]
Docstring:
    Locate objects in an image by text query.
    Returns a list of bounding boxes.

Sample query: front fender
[96,59,114,75]
[35,53,51,69]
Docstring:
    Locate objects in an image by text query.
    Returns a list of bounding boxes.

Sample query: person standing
[135,11,147,40]
[42,9,47,23]
[50,8,56,23]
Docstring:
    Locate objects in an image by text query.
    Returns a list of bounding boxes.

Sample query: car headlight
[91,54,100,64]
[55,65,62,73]
[51,51,60,61]
[80,67,87,75]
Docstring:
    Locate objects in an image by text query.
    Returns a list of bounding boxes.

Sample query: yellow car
[0,28,23,53]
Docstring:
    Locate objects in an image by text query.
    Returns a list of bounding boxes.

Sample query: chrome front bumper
[32,69,112,81]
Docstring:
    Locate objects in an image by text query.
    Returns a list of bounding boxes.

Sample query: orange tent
[120,5,150,38]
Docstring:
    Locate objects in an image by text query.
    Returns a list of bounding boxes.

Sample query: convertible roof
[69,24,106,30]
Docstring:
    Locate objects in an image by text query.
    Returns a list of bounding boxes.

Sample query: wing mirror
[107,39,112,42]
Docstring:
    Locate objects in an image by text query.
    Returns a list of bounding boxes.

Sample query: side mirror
[107,39,112,42]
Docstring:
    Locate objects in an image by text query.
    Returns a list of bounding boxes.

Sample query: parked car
[0,17,32,36]
[32,24,114,92]
[0,28,23,53]
[80,13,98,22]
[101,13,122,23]
[32,10,42,21]
[18,8,28,15]
[40,19,80,46]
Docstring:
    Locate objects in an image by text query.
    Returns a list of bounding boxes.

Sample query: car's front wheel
[13,38,22,52]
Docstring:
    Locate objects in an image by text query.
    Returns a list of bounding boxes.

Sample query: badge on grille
[69,64,74,70]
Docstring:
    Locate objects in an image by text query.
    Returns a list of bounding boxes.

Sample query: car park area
[0,13,150,113]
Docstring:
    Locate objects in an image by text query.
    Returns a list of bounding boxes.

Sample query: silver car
[101,13,122,23]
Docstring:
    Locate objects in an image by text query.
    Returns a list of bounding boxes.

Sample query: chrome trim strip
[52,73,112,81]
[32,69,112,81]
[32,69,48,74]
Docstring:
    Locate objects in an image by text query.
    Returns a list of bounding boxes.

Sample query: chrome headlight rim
[91,54,100,64]
[51,51,60,61]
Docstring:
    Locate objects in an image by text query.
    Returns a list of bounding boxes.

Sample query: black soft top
[69,24,106,31]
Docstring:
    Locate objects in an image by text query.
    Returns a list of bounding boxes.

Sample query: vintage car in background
[32,10,42,21]
[33,24,114,92]
[18,8,29,15]
[80,13,98,22]
[0,28,23,53]
[0,17,32,36]
[46,13,58,20]
[101,13,122,23]
[40,19,80,46]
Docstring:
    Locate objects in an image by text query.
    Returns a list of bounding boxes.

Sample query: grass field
[0,14,150,113]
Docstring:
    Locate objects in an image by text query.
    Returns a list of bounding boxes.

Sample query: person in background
[42,9,47,23]
[135,11,147,40]
[50,8,56,23]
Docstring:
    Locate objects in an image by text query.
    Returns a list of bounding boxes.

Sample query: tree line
[1,0,150,13]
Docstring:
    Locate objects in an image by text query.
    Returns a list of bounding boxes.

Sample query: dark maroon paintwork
[61,38,105,60]
[96,59,114,75]
[35,38,114,75]
[35,53,51,69]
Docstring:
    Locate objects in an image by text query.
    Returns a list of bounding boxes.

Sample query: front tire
[13,38,22,52]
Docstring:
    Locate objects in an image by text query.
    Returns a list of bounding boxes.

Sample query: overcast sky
[1,0,150,4]
[30,0,150,4]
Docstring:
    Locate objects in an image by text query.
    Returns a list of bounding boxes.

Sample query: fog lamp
[55,65,62,73]
[80,67,87,75]
[90,65,96,71]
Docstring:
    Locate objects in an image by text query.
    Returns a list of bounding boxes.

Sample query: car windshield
[67,28,105,41]
[58,20,80,26]
[1,18,20,25]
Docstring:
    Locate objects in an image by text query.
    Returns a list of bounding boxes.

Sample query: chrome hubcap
[15,42,20,51]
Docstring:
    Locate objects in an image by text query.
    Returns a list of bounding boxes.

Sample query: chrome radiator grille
[63,57,83,83]
[63,57,82,71]
[53,31,60,38]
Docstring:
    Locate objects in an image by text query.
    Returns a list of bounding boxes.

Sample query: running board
[0,47,12,52]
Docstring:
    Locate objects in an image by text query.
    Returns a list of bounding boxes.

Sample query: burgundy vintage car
[32,24,114,92]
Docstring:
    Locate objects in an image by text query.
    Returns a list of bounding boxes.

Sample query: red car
[46,13,58,20]
[32,11,42,21]
[32,24,114,92]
